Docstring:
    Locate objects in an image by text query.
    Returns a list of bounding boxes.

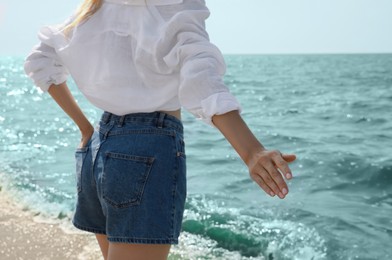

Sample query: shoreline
[0,189,103,260]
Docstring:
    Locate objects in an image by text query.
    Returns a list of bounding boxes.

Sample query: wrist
[79,123,94,136]
[243,144,266,167]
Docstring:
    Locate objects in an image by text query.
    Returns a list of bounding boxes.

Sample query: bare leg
[108,243,171,260]
[96,234,109,260]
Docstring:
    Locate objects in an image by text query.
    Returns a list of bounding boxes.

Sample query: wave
[176,194,328,260]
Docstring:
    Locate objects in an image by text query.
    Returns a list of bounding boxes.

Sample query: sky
[0,0,392,55]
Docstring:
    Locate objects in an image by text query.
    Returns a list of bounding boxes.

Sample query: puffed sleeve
[162,2,241,126]
[24,25,70,92]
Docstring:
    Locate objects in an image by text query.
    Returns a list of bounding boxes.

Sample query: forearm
[212,110,265,166]
[48,82,93,134]
[212,110,296,199]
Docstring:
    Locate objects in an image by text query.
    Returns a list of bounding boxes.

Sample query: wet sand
[0,190,103,260]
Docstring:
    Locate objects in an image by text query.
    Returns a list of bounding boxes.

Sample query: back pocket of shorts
[103,152,155,208]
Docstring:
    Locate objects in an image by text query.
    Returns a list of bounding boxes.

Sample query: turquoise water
[1,54,391,259]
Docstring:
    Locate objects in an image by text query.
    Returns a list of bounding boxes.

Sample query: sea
[0,54,391,260]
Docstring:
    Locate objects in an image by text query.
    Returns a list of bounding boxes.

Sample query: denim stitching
[72,221,107,235]
[102,153,155,208]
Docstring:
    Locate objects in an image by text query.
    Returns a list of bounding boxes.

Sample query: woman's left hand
[78,126,94,149]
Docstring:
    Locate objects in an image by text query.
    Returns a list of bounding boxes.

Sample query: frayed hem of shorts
[108,236,178,245]
[72,221,107,235]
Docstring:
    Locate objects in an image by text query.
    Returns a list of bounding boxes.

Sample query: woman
[24,0,296,259]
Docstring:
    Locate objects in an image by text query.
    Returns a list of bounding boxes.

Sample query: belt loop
[157,112,165,129]
[102,112,111,124]
[118,115,126,127]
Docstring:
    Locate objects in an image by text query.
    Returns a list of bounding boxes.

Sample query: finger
[251,174,275,197]
[257,167,283,198]
[272,154,294,180]
[282,154,296,163]
[263,162,288,197]
[251,163,281,195]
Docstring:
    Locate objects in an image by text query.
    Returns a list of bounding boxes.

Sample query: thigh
[108,243,171,260]
[96,234,109,260]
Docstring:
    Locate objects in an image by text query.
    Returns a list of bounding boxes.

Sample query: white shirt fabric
[24,0,241,125]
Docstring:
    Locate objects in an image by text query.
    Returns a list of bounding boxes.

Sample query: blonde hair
[64,0,103,34]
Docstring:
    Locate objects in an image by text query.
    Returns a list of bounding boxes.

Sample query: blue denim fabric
[72,111,186,244]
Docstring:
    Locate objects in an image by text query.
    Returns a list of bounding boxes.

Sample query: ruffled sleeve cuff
[190,92,242,126]
[24,53,69,92]
[24,24,71,92]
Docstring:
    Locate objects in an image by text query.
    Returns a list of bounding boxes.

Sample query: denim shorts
[72,111,186,244]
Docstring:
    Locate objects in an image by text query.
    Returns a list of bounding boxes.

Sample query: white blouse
[24,0,241,125]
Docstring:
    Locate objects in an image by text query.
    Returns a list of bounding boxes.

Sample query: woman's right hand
[212,110,297,199]
[247,150,296,199]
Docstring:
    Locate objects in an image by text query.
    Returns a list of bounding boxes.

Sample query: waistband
[100,111,183,132]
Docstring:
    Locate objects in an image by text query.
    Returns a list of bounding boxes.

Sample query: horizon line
[1,51,392,58]
[222,51,392,56]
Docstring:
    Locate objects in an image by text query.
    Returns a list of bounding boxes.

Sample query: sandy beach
[0,189,103,260]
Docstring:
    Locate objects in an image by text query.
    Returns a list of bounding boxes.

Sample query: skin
[48,82,296,259]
